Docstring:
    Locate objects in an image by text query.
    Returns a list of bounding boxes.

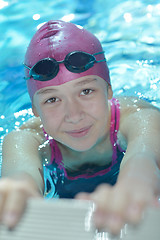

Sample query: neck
[58,131,112,171]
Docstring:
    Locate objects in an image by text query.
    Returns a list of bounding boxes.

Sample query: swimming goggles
[24,51,106,81]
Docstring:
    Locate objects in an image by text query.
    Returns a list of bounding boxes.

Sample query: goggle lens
[65,52,95,72]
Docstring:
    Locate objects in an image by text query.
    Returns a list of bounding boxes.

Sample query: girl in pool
[1,20,160,234]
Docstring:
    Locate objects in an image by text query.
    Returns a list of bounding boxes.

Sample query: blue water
[0,0,160,170]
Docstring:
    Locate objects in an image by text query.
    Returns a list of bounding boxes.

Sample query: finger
[75,192,91,200]
[93,185,127,234]
[89,185,113,229]
[106,186,129,214]
[102,214,124,235]
[126,203,144,224]
[125,191,150,224]
[2,189,28,228]
[0,181,9,222]
[89,184,112,210]
[0,193,6,222]
[151,196,160,207]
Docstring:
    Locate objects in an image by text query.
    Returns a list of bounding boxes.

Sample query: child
[1,20,160,234]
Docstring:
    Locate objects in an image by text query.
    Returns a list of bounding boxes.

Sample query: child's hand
[0,177,41,228]
[76,180,159,235]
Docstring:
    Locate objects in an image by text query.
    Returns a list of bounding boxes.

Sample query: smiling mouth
[66,126,92,138]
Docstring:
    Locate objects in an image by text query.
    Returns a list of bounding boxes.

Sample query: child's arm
[0,117,45,228]
[77,99,160,234]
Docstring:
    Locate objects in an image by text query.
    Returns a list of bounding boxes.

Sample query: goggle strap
[93,51,106,63]
[93,51,105,56]
[24,76,31,80]
[96,59,106,63]
[23,63,31,70]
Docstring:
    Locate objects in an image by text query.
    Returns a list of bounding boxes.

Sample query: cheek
[37,108,62,133]
[87,96,109,119]
[41,116,60,137]
[97,104,109,125]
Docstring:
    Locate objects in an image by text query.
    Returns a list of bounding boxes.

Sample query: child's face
[33,75,113,152]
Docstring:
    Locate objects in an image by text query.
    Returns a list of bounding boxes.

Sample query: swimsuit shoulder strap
[109,97,122,162]
[42,128,62,167]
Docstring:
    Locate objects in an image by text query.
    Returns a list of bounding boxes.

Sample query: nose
[64,99,84,124]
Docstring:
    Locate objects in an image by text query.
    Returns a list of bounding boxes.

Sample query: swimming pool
[0,0,160,172]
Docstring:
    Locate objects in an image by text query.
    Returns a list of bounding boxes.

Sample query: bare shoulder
[3,117,45,148]
[116,96,159,114]
[116,96,160,138]
[20,116,42,132]
[19,117,45,143]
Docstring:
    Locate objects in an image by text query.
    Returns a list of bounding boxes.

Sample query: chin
[66,141,96,152]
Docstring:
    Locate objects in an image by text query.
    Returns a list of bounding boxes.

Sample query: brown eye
[45,97,58,103]
[81,89,93,96]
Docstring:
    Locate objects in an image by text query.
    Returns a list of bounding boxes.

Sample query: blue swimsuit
[43,98,125,199]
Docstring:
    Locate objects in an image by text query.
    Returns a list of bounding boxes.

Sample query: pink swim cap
[25,20,110,100]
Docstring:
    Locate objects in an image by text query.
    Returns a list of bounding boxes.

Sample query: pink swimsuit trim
[110,98,124,162]
[43,97,123,179]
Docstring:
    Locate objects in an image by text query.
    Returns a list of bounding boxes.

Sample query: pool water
[0,0,160,171]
